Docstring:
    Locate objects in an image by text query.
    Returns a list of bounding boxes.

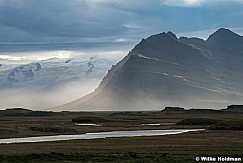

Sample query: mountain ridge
[53,28,243,111]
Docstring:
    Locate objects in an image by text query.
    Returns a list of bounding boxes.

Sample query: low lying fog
[0,79,101,110]
[0,49,127,110]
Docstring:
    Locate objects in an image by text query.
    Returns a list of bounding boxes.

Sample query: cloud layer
[162,0,205,7]
[0,0,151,44]
[0,0,243,53]
[162,0,243,7]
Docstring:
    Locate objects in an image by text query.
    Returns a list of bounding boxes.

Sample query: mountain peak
[167,31,178,39]
[207,28,240,42]
[215,28,232,33]
[206,28,243,52]
[143,31,179,49]
[146,31,178,41]
[54,29,243,111]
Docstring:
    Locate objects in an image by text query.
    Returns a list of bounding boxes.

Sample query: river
[0,129,204,144]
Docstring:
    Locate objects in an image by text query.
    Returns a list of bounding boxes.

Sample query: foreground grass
[0,130,243,163]
[0,151,186,163]
[0,146,242,163]
[1,111,243,162]
[1,111,243,139]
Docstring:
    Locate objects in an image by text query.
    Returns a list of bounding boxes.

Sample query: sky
[1,0,243,110]
[1,0,243,60]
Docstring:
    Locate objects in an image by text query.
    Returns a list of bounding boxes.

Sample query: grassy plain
[0,109,243,162]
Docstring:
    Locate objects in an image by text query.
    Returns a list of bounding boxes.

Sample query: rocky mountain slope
[54,28,243,111]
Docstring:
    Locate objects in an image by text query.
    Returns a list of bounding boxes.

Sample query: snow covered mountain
[0,57,116,109]
[7,63,41,83]
[0,57,113,89]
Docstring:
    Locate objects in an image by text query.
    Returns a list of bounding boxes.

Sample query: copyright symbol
[195,157,200,161]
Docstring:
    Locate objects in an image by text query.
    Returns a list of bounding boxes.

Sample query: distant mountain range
[0,57,113,90]
[0,57,115,109]
[54,28,243,111]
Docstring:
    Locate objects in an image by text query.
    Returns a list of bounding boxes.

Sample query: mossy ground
[0,111,243,162]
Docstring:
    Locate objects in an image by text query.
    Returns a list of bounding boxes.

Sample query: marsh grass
[0,110,243,162]
[0,130,243,162]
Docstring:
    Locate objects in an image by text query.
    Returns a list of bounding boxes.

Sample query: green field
[0,108,243,162]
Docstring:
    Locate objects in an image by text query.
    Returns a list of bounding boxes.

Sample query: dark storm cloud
[1,0,243,46]
[0,0,143,43]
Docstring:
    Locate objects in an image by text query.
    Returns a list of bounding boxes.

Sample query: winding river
[0,129,204,144]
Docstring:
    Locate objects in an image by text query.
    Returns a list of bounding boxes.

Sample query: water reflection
[0,129,204,144]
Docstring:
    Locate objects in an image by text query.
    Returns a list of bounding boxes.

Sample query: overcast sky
[1,0,243,56]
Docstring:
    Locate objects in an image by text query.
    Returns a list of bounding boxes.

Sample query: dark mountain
[54,28,243,111]
[207,28,243,52]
